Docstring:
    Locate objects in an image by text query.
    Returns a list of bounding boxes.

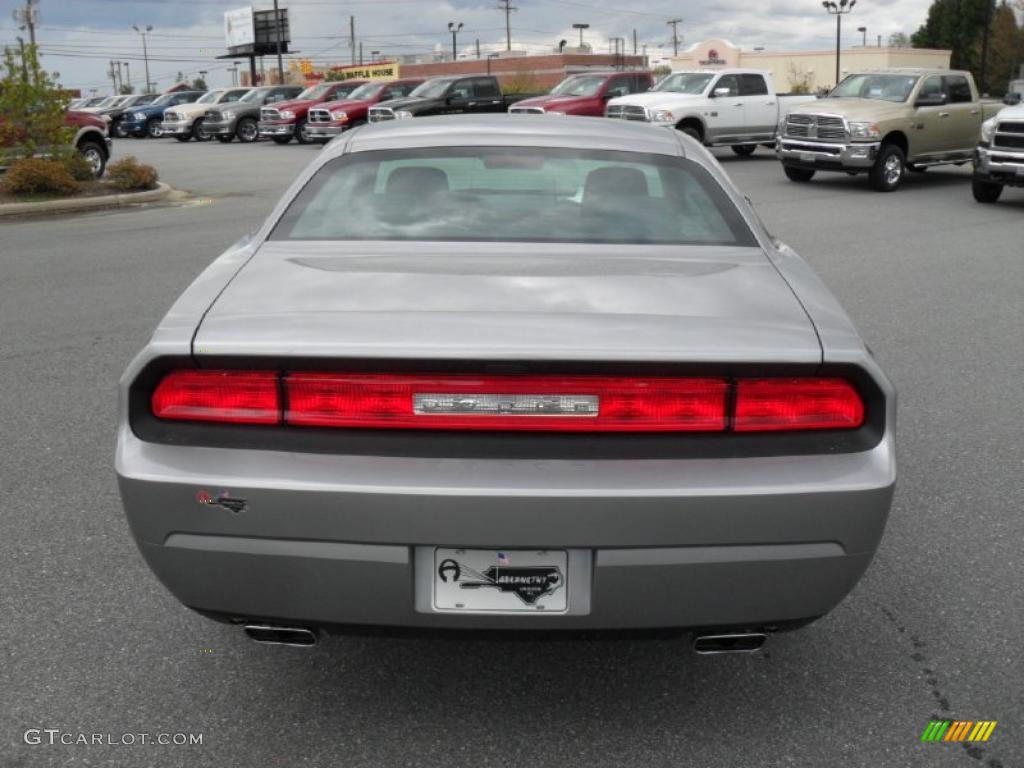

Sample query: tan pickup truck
[777,69,1002,191]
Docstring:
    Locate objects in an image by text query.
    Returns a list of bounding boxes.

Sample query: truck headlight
[280,110,296,119]
[394,110,414,119]
[649,109,673,123]
[331,110,348,121]
[848,121,880,139]
[132,112,147,121]
[980,117,997,143]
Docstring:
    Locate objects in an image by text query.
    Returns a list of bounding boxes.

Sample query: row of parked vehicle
[73,65,1024,202]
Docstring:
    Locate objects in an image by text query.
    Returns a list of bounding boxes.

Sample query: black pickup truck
[367,75,534,122]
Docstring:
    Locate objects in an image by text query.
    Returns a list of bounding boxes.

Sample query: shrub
[1,157,79,197]
[61,151,96,181]
[106,156,159,191]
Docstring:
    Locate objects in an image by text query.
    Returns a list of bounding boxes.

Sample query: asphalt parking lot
[2,134,1022,768]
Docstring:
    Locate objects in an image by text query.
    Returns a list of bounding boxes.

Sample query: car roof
[335,114,686,157]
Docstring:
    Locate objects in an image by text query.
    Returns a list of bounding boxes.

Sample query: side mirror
[915,93,947,108]
[1004,93,1022,106]
[712,87,732,98]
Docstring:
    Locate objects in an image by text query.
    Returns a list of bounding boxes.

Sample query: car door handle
[733,102,743,107]
[970,109,980,115]
[467,102,477,107]
[938,112,950,118]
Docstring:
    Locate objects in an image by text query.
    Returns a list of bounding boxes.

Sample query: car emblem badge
[437,558,563,605]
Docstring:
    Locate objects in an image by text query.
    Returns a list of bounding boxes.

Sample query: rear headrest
[386,166,449,196]
[583,166,649,206]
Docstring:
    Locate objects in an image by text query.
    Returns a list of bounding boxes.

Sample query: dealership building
[671,38,953,92]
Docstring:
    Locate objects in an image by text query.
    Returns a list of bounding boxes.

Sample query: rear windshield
[271,147,756,246]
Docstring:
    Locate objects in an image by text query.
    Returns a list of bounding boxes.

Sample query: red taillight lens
[284,374,729,432]
[734,378,865,432]
[151,370,280,424]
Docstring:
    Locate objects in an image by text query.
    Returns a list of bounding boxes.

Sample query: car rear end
[117,117,894,640]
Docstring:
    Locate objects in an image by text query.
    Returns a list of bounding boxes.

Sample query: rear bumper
[117,427,895,630]
[258,121,296,137]
[974,145,1024,186]
[778,139,880,171]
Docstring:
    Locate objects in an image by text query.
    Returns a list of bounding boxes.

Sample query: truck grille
[204,110,223,122]
[260,107,282,122]
[508,106,545,115]
[163,111,181,122]
[308,108,333,124]
[369,107,395,122]
[993,121,1024,149]
[605,104,649,121]
[786,114,846,141]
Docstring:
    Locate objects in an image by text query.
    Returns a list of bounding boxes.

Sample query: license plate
[433,548,568,613]
[1016,166,1024,177]
[800,152,817,163]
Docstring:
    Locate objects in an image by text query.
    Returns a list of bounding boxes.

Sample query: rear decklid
[193,242,820,364]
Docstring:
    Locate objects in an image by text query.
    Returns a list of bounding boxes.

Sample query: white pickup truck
[605,69,817,156]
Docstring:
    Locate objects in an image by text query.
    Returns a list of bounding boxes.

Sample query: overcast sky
[2,0,935,93]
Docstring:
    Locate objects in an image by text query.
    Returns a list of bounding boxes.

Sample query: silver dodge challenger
[117,115,895,652]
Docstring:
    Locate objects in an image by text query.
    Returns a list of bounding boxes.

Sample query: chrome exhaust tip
[243,624,318,647]
[692,632,767,655]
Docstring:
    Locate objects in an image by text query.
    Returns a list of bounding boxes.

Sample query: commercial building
[671,38,952,92]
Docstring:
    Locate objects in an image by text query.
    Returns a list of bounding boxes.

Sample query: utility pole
[272,0,283,84]
[108,60,118,93]
[497,0,516,52]
[667,18,682,57]
[17,36,28,81]
[359,41,364,65]
[123,61,131,89]
[476,38,481,58]
[132,25,154,93]
[350,16,356,65]
[632,28,638,55]
[14,0,38,47]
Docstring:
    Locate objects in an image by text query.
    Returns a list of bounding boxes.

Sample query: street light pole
[857,25,866,47]
[572,23,589,50]
[448,21,463,61]
[132,24,154,93]
[822,0,856,88]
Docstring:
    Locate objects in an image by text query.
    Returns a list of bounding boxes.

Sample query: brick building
[399,53,648,91]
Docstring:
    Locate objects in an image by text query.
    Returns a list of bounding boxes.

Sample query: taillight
[285,374,729,432]
[734,378,865,432]
[149,371,865,433]
[151,370,279,424]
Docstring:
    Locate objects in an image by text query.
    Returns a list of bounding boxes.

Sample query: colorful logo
[921,721,997,743]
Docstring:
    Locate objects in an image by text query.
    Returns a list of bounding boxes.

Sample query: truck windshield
[298,83,333,100]
[239,88,269,103]
[410,79,454,99]
[654,73,714,94]
[348,82,387,100]
[197,91,222,104]
[550,75,606,97]
[830,74,919,102]
[271,147,756,247]
[152,93,177,106]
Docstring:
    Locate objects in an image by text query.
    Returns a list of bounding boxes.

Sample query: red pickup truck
[509,71,654,116]
[305,78,426,140]
[258,80,369,144]
[1,110,111,177]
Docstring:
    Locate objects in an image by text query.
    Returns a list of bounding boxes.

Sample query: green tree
[191,77,207,90]
[981,2,1024,95]
[0,44,73,164]
[912,0,997,83]
[119,83,135,95]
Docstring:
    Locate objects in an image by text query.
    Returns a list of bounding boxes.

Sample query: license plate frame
[432,548,568,614]
[800,152,817,163]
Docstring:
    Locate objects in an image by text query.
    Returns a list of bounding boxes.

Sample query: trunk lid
[194,242,821,364]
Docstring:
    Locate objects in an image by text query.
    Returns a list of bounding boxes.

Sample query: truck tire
[193,118,211,142]
[272,135,292,145]
[784,165,816,182]
[972,179,1003,203]
[731,144,756,157]
[216,134,234,143]
[174,134,190,142]
[295,118,313,145]
[679,126,702,142]
[77,139,107,178]
[235,117,259,143]
[869,143,906,192]
[146,118,164,138]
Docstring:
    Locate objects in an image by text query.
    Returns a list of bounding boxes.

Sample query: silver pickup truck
[973,101,1024,202]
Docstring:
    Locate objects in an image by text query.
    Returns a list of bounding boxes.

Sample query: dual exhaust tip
[242,624,767,653]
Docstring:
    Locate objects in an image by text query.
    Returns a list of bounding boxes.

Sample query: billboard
[224,7,255,48]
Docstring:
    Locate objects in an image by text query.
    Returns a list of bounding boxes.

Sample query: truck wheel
[216,134,234,143]
[731,145,756,157]
[112,121,127,138]
[77,139,107,178]
[869,143,905,192]
[784,166,816,182]
[146,118,164,138]
[972,179,1003,203]
[236,117,259,143]
[193,118,211,142]
[272,135,292,145]
[295,118,313,144]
